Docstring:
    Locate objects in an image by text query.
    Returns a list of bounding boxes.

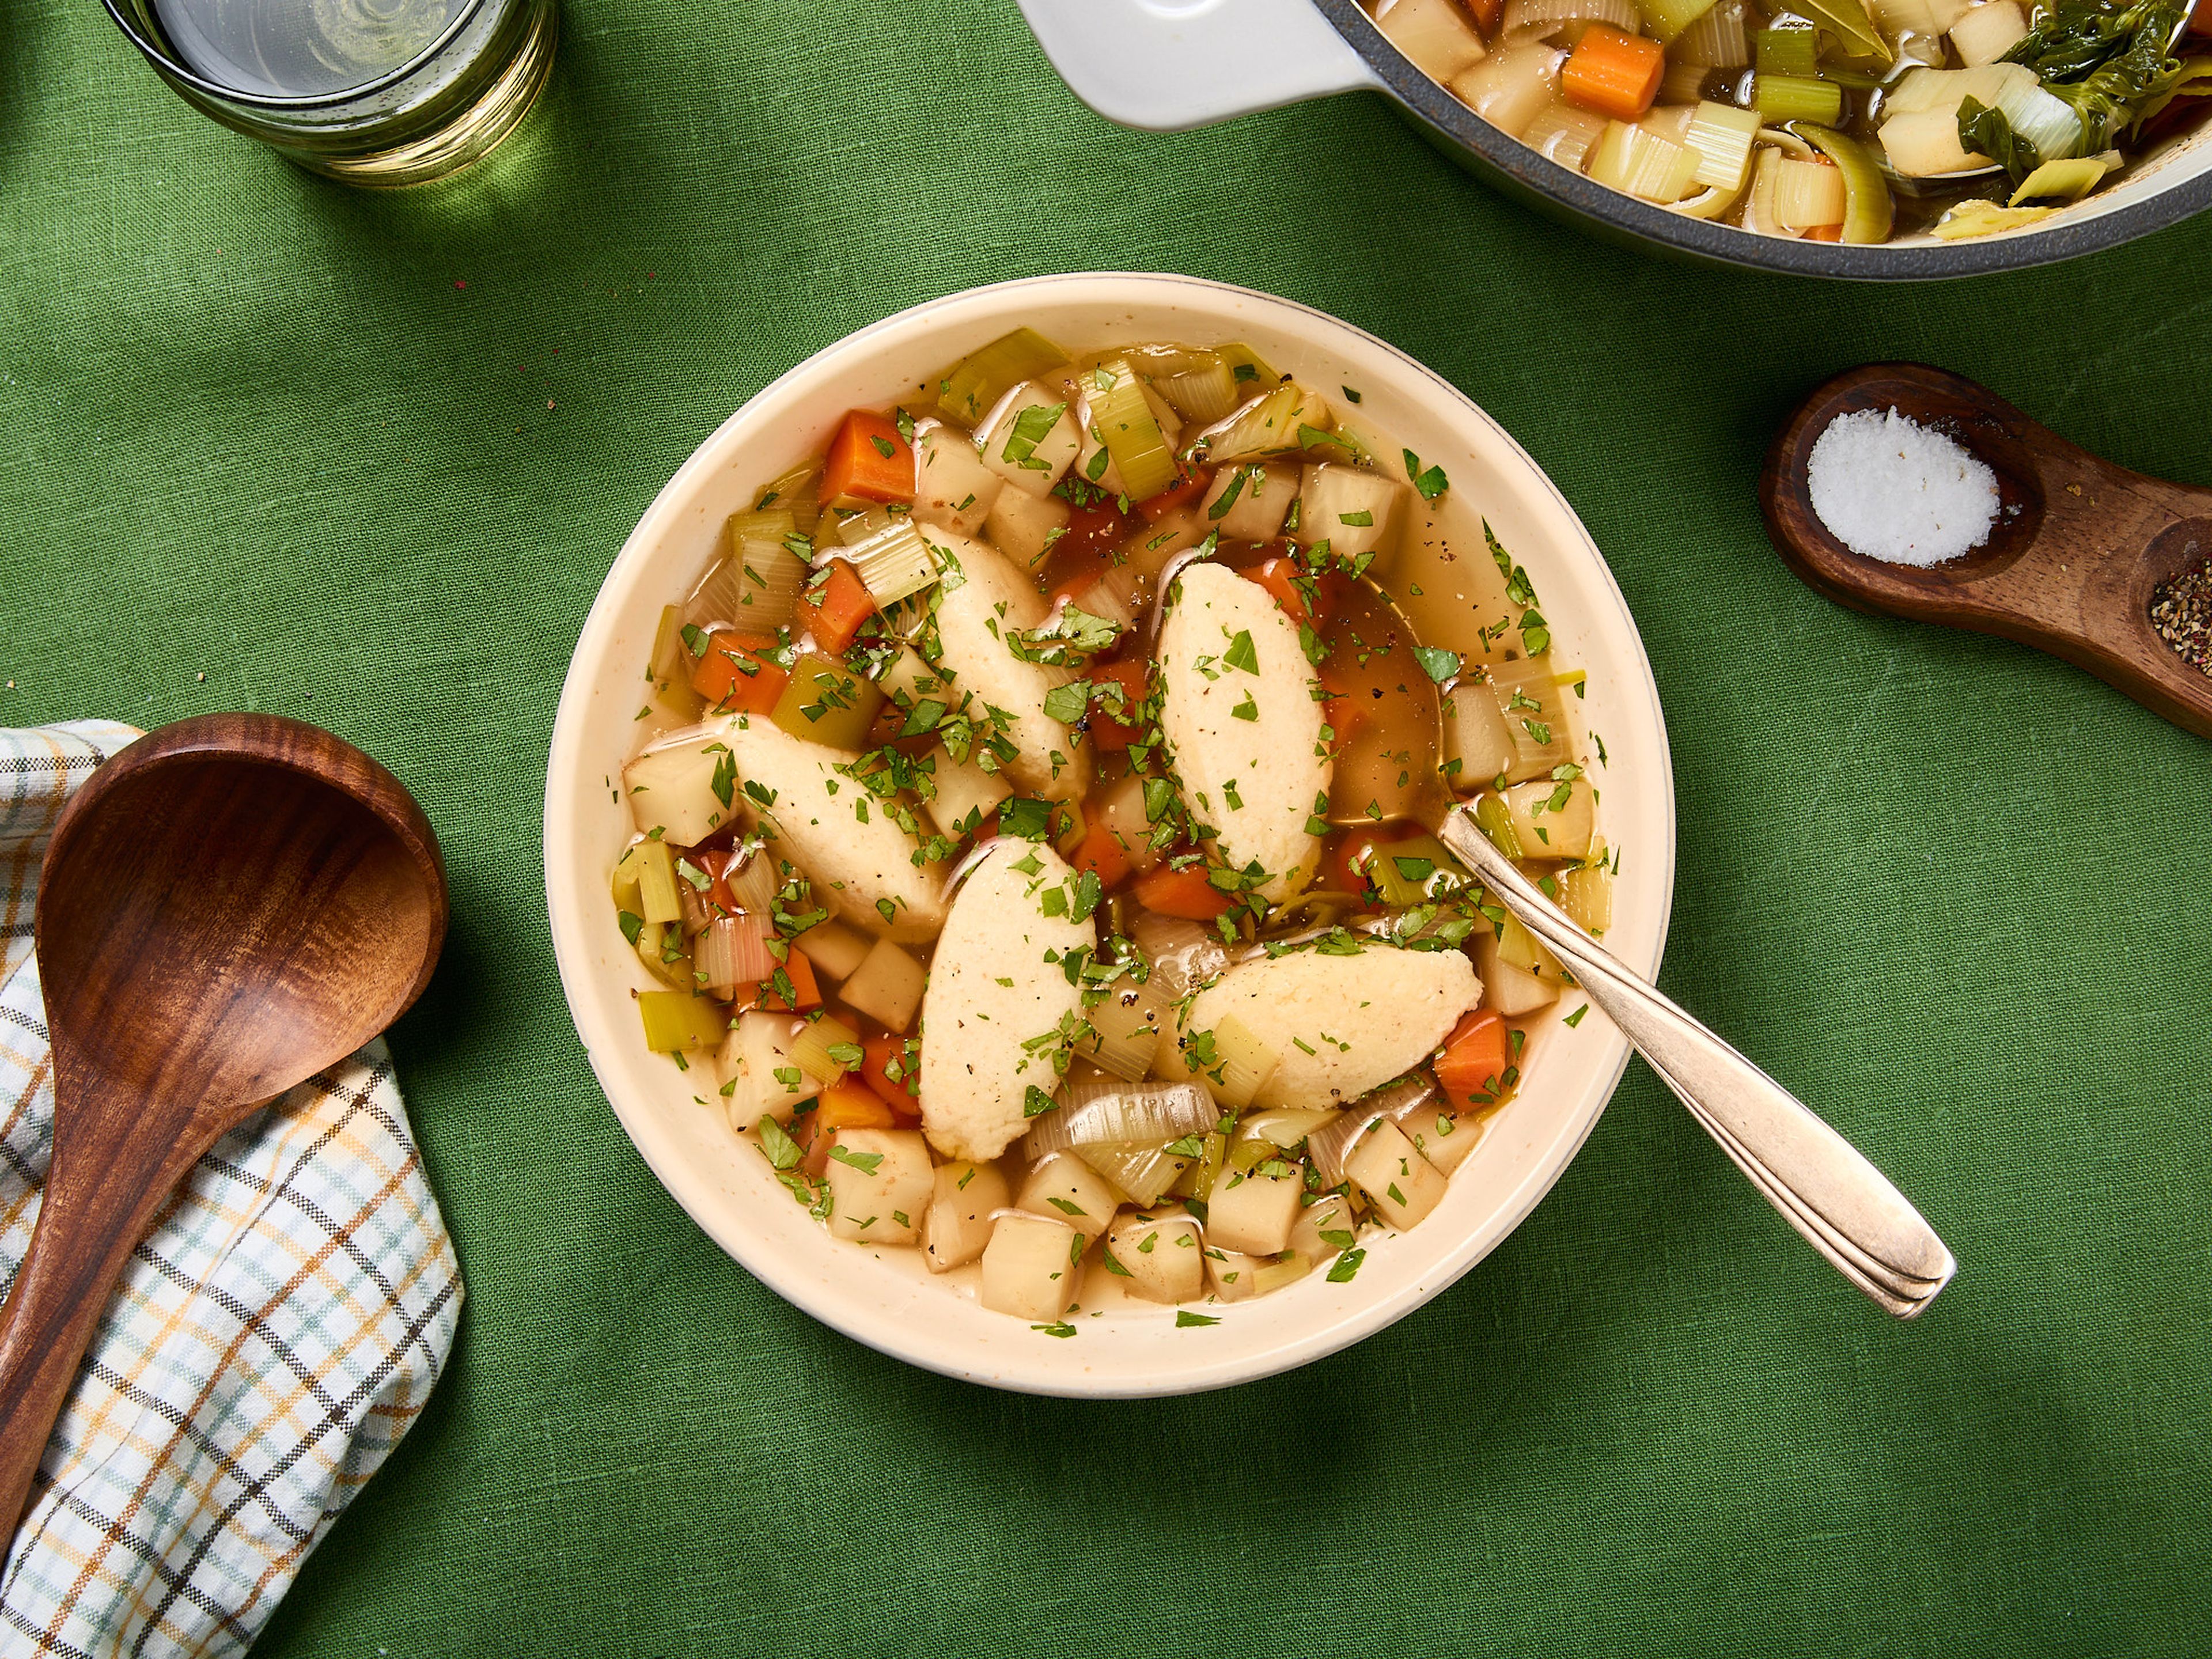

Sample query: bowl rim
[544,271,1679,1396]
[1313,0,2212,281]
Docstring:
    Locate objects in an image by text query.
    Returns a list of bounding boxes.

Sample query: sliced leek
[1153,357,1241,425]
[1771,155,1849,230]
[935,327,1067,425]
[2009,154,2113,205]
[1634,0,1717,43]
[1672,0,1749,65]
[1022,1078,1217,1156]
[1587,120,1702,202]
[1681,99,1760,190]
[1803,126,1895,242]
[843,516,942,607]
[787,1013,860,1086]
[1085,357,1179,501]
[1195,381,1334,465]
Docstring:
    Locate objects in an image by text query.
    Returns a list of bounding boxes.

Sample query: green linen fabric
[3,0,2210,1649]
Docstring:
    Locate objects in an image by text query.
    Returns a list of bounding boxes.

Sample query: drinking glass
[101,0,557,187]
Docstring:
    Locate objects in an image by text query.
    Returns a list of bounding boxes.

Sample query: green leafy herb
[1032,1321,1078,1338]
[1230,693,1258,721]
[1327,1247,1367,1283]
[1412,645,1461,684]
[758,1116,803,1171]
[1175,1310,1221,1328]
[1223,629,1260,675]
[828,1145,884,1174]
[1001,401,1068,472]
[1402,448,1449,500]
[1024,1085,1059,1118]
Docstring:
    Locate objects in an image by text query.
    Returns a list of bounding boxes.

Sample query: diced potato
[1395,1104,1483,1175]
[921,1160,1008,1273]
[984,485,1071,569]
[719,1009,816,1131]
[839,937,926,1032]
[793,919,872,982]
[1299,463,1404,559]
[1202,1162,1305,1256]
[976,381,1081,498]
[824,1128,934,1246]
[1289,1190,1359,1260]
[1199,460,1300,540]
[980,1211,1085,1320]
[1498,775,1595,860]
[1880,108,1990,177]
[872,643,952,713]
[623,735,733,847]
[1442,683,1517,793]
[1107,1209,1204,1304]
[1204,1244,1266,1302]
[912,421,1003,535]
[920,743,1014,839]
[1476,936,1556,1015]
[1343,1119,1449,1230]
[1373,0,1487,80]
[1016,1152,1124,1245]
[1949,0,2028,63]
[1452,43,1566,141]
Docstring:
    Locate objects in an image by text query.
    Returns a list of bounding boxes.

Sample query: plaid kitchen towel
[0,721,463,1659]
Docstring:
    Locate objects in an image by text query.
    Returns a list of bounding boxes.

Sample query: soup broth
[612,328,1615,1327]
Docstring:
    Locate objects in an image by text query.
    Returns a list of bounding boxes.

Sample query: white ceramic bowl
[545,273,1677,1397]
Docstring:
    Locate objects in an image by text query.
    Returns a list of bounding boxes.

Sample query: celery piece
[754,464,821,533]
[770,653,885,751]
[633,919,691,990]
[1353,831,1475,907]
[1252,1250,1314,1297]
[611,850,643,912]
[1803,126,1895,241]
[1752,24,1819,74]
[646,604,706,723]
[1086,358,1178,501]
[844,517,942,607]
[1523,101,1611,171]
[724,506,798,548]
[638,989,726,1053]
[935,328,1068,426]
[1166,1131,1228,1202]
[1752,72,1844,124]
[627,839,683,925]
[1472,793,1527,862]
[2009,154,2111,205]
[1635,0,1718,44]
[1682,99,1762,189]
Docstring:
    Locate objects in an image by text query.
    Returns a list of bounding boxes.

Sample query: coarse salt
[1806,407,1999,567]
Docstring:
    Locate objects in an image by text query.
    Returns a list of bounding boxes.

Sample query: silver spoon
[1437,808,1956,1316]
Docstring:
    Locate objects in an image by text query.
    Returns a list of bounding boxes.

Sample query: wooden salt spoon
[1760,362,2212,741]
[0,713,446,1543]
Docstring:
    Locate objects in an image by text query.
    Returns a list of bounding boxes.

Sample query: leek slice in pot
[1023,1077,1218,1156]
[935,327,1067,426]
[1804,126,1896,242]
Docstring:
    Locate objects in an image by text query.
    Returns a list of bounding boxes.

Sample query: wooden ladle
[1760,362,2212,740]
[0,714,446,1543]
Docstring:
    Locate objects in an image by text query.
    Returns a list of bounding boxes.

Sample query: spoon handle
[1437,809,1957,1315]
[0,1061,212,1536]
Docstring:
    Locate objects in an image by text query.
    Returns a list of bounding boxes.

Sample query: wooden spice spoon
[1759,362,2212,740]
[0,713,446,1544]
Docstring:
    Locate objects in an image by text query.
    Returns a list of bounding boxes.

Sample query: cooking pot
[1014,0,2212,278]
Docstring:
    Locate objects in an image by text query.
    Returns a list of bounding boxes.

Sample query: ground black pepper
[2149,556,2212,679]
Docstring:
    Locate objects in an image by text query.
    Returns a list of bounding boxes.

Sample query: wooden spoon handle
[0,1062,215,1536]
[1760,363,2212,740]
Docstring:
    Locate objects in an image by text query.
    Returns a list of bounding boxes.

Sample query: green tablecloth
[5,0,2210,1650]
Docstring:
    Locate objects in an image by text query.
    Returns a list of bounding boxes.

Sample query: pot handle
[1013,0,1385,132]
